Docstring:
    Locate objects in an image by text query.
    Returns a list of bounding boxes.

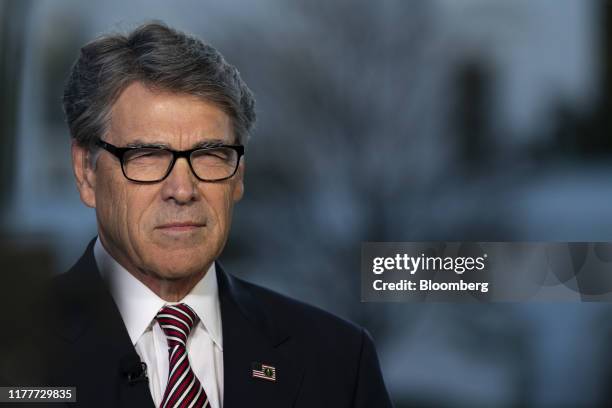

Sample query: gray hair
[63,22,256,150]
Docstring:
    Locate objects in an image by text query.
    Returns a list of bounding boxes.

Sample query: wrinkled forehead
[107,82,235,148]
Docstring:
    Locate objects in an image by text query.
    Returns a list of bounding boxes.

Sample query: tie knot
[155,303,199,348]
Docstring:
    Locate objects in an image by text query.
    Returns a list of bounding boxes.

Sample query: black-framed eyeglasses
[95,139,244,183]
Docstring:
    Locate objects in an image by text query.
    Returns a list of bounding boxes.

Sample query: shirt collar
[93,237,223,350]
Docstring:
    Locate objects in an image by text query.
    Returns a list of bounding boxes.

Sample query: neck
[130,268,207,302]
[97,235,210,302]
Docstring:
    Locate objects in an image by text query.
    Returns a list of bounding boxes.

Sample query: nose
[160,157,199,204]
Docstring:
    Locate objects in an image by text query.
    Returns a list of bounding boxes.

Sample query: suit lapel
[217,264,304,408]
[56,240,303,407]
[51,239,155,408]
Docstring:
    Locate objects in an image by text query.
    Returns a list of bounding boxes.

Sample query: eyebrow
[125,138,229,149]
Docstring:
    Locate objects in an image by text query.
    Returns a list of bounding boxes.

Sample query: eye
[125,148,168,162]
[205,150,230,160]
[131,152,155,159]
[194,148,231,160]
[192,148,237,168]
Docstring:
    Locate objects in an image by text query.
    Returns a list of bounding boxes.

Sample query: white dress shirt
[93,238,224,408]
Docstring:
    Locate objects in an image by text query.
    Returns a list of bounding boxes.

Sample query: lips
[156,222,206,231]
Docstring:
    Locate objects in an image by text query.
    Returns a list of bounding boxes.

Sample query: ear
[232,159,245,203]
[71,141,97,208]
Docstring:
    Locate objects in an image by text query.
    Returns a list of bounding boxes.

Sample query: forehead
[108,81,233,147]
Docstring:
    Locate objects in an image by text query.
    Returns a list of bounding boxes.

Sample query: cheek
[95,163,150,244]
[205,185,235,228]
[124,185,159,241]
[96,173,128,236]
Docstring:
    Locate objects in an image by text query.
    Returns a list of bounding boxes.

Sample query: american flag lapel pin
[252,362,277,382]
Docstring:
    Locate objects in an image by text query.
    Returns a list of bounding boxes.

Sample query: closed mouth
[156,222,206,229]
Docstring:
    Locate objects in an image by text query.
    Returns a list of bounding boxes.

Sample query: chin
[154,267,202,282]
[149,257,210,281]
[142,241,217,277]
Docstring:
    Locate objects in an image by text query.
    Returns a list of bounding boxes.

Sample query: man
[31,22,392,407]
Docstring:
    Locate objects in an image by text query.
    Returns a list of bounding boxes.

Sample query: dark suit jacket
[13,239,393,407]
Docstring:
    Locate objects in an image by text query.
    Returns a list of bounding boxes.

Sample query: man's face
[72,81,244,281]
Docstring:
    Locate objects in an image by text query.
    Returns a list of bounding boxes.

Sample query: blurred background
[2,0,612,406]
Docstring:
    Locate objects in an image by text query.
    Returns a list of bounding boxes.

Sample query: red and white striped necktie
[155,303,209,408]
